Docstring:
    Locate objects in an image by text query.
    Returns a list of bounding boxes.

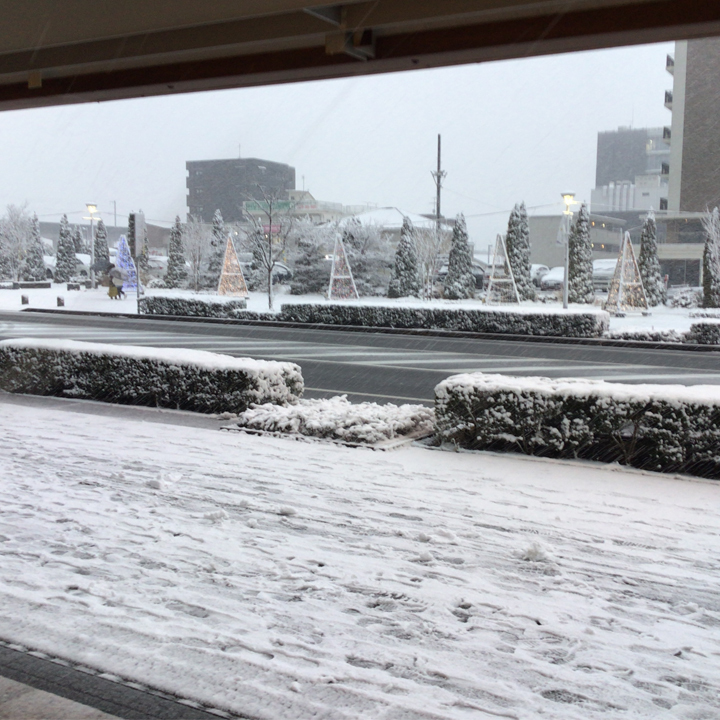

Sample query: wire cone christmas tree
[485,234,520,304]
[115,235,138,290]
[605,231,648,314]
[218,236,249,297]
[328,233,359,300]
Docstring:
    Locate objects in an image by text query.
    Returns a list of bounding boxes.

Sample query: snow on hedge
[234,395,434,445]
[0,338,303,413]
[139,295,247,318]
[281,303,609,338]
[435,372,720,479]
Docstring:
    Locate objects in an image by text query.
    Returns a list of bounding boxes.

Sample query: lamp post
[85,204,98,288]
[561,193,576,309]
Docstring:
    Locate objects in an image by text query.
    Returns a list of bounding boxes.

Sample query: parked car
[540,265,565,290]
[531,264,550,286]
[592,259,618,292]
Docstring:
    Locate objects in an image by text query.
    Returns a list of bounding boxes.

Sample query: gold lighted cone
[218,236,249,297]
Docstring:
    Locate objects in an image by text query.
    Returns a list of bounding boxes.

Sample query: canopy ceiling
[0,0,719,110]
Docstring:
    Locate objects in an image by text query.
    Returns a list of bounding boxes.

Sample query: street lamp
[84,204,98,287]
[561,192,576,309]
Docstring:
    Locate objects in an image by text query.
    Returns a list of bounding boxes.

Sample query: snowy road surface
[1,398,719,718]
[3,312,720,406]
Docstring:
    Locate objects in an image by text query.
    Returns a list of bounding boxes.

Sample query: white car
[540,266,565,290]
[531,264,550,286]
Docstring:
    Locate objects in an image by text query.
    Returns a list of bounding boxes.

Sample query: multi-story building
[186,157,296,224]
[590,127,669,214]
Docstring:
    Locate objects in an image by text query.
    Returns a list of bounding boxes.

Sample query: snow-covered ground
[0,284,713,334]
[1,398,719,719]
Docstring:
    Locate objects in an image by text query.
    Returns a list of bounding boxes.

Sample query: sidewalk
[0,392,719,719]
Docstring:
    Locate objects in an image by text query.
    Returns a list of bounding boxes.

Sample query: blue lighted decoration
[115,235,138,290]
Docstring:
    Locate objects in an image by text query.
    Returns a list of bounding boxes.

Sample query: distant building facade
[590,127,669,214]
[186,157,296,223]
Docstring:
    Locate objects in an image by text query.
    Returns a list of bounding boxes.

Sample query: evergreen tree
[443,213,475,299]
[93,219,110,271]
[138,225,150,285]
[203,209,226,289]
[567,203,594,303]
[702,207,720,308]
[55,214,77,282]
[23,213,46,281]
[164,216,187,288]
[637,209,666,306]
[127,212,136,258]
[388,217,421,298]
[290,237,330,294]
[73,226,85,254]
[505,202,535,300]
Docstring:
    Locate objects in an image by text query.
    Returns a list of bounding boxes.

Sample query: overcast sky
[0,40,674,245]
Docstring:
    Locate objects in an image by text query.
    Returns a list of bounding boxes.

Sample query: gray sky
[0,40,673,245]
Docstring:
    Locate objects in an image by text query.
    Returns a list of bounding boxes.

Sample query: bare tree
[182,215,212,292]
[0,204,32,282]
[415,225,451,299]
[241,187,295,309]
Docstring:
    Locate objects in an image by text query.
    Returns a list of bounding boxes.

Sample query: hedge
[434,372,720,479]
[686,323,720,345]
[280,303,609,338]
[0,339,303,414]
[139,296,247,318]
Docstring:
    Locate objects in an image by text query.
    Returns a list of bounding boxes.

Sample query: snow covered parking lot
[0,398,719,719]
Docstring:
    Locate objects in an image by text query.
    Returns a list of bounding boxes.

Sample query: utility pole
[431,134,447,226]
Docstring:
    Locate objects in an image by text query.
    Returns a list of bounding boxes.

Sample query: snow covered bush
[669,287,701,308]
[280,303,609,338]
[604,329,685,343]
[434,372,720,479]
[0,339,303,413]
[234,395,434,445]
[686,323,720,345]
[139,295,247,317]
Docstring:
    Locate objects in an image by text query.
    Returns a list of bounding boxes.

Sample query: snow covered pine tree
[505,202,535,300]
[94,219,110,270]
[443,213,475,299]
[567,203,594,304]
[702,207,720,308]
[23,213,46,281]
[164,216,188,289]
[388,217,421,298]
[203,209,226,290]
[637,209,666,306]
[54,214,77,282]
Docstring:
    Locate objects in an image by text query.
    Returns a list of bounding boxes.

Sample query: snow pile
[0,338,303,412]
[435,372,720,478]
[234,395,434,444]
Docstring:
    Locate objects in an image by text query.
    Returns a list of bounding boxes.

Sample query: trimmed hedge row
[434,373,720,479]
[0,339,303,414]
[139,296,247,318]
[280,303,609,338]
[686,323,720,345]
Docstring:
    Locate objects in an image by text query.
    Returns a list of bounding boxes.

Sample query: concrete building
[590,127,669,214]
[186,157,296,224]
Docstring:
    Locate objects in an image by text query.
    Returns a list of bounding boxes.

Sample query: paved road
[2,311,720,403]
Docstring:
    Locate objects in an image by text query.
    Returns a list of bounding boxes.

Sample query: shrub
[434,372,720,479]
[0,339,303,413]
[139,295,247,318]
[686,323,720,345]
[280,303,609,338]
